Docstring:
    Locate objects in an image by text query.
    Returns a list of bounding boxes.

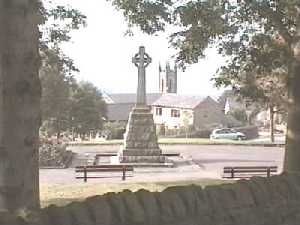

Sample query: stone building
[152,94,225,130]
[104,63,234,130]
[104,93,161,122]
[159,62,177,93]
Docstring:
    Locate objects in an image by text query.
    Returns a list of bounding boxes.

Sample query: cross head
[132,46,152,68]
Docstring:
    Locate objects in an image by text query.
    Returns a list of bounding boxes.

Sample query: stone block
[121,190,146,224]
[44,205,73,225]
[121,107,164,163]
[135,190,161,224]
[121,155,166,163]
[84,195,113,225]
[66,202,94,225]
[105,193,128,224]
[122,149,162,156]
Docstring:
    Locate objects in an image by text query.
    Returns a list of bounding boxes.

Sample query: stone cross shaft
[132,46,152,107]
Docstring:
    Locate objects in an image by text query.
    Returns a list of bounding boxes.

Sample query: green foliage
[229,109,248,125]
[40,49,75,135]
[70,81,107,135]
[108,0,298,75]
[39,0,89,136]
[103,121,126,140]
[109,0,296,122]
[39,0,87,47]
[110,0,172,34]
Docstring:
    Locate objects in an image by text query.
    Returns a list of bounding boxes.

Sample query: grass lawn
[40,179,234,207]
[158,138,257,145]
[68,138,269,146]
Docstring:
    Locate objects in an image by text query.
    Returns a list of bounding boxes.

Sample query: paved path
[39,144,284,185]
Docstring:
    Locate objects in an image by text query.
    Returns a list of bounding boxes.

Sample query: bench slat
[76,168,133,173]
[224,169,277,173]
[223,175,271,178]
[223,166,278,179]
[76,175,133,179]
[76,165,133,169]
[224,166,277,170]
[95,153,118,157]
[75,164,134,182]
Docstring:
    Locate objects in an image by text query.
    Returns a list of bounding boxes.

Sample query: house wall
[152,106,194,129]
[193,97,225,129]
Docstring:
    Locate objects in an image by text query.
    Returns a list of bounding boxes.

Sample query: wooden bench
[95,153,118,157]
[223,166,278,179]
[75,165,134,182]
[163,153,180,157]
[95,153,180,157]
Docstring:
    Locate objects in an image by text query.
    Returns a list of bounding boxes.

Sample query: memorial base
[120,107,165,163]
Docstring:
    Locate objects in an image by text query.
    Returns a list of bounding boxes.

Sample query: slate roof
[152,93,207,109]
[106,103,135,121]
[108,93,162,104]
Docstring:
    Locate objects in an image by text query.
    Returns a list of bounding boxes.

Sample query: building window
[156,107,162,116]
[171,109,180,118]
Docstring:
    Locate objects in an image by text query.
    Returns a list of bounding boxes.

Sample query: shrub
[229,109,248,125]
[103,121,126,140]
[235,126,259,139]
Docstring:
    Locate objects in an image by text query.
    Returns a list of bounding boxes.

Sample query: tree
[214,35,288,141]
[40,49,76,138]
[230,109,248,125]
[108,0,300,172]
[0,0,41,213]
[39,1,86,138]
[0,0,86,213]
[70,81,106,138]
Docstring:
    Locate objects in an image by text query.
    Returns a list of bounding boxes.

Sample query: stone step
[118,162,174,168]
[121,155,166,163]
[122,149,162,156]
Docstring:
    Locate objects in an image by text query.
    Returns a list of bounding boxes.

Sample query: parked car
[210,128,246,140]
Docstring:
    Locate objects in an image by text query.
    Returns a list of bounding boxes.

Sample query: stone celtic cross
[132,46,152,107]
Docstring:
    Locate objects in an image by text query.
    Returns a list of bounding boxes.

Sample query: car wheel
[237,136,243,141]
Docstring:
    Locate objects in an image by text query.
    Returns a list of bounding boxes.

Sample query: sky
[55,0,226,97]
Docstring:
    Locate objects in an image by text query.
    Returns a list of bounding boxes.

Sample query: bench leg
[122,167,125,181]
[84,167,87,183]
[231,168,234,178]
[267,168,271,178]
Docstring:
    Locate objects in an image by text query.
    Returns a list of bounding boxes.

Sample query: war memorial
[120,46,165,164]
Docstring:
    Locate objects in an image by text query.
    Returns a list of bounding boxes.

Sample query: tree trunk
[284,61,300,172]
[270,105,275,143]
[0,0,41,213]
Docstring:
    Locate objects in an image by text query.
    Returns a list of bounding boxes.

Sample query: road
[39,144,284,184]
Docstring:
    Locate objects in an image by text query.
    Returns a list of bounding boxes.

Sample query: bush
[39,141,73,168]
[162,125,259,139]
[103,121,126,140]
[229,109,248,125]
[234,126,259,139]
[164,128,213,138]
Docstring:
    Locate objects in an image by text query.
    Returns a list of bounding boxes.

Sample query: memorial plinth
[120,46,165,163]
[121,107,165,163]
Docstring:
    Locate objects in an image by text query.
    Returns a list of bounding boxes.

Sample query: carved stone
[120,47,165,163]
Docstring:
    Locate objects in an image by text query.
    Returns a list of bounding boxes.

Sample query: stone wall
[2,173,300,225]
